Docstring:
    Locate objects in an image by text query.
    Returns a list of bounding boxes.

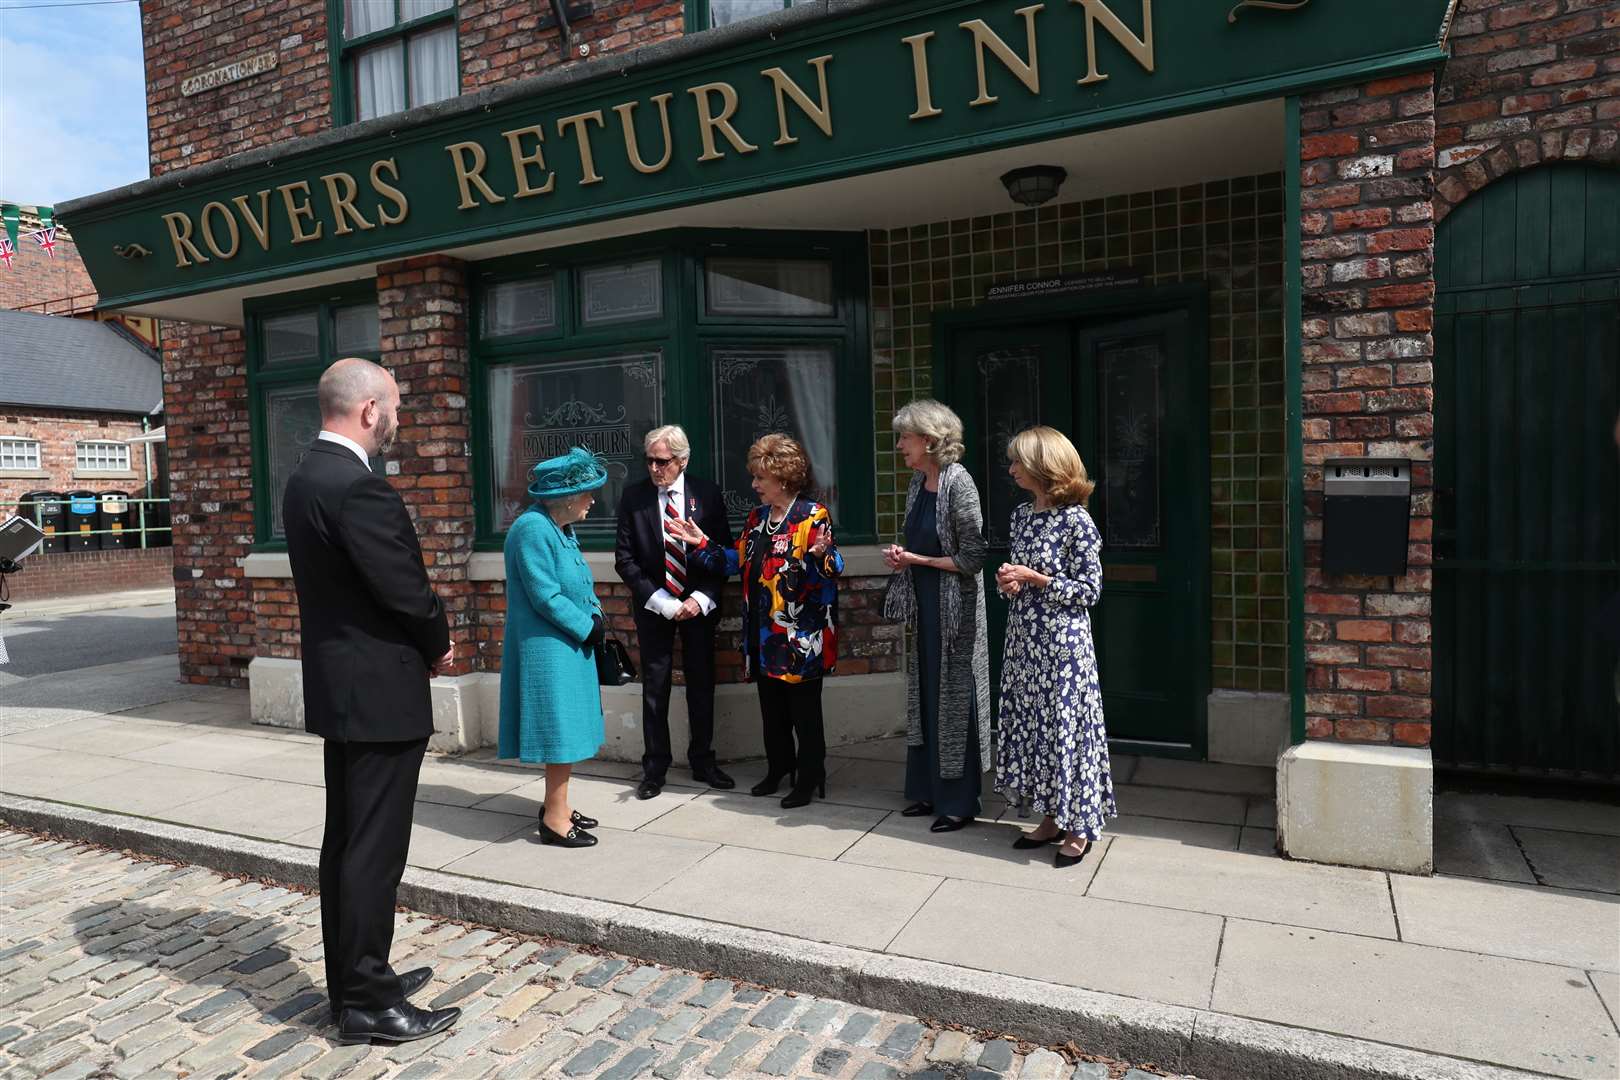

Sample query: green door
[947,305,1208,752]
[1434,163,1620,780]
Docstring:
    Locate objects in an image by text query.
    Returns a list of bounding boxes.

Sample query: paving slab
[1103,815,1240,851]
[830,737,910,764]
[123,731,292,773]
[474,773,699,829]
[839,813,1108,895]
[1213,917,1620,1079]
[1591,970,1619,1027]
[227,744,329,786]
[640,792,888,860]
[1514,826,1620,894]
[1111,785,1246,828]
[0,749,142,798]
[888,878,1223,1009]
[1128,759,1274,798]
[48,762,245,819]
[286,801,533,870]
[1391,874,1620,972]
[1088,836,1397,938]
[164,778,329,841]
[441,823,718,905]
[642,845,941,951]
[1236,827,1276,856]
[412,759,536,809]
[1437,792,1620,837]
[1432,818,1536,884]
[5,715,189,756]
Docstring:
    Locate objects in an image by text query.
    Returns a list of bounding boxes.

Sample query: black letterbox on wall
[1323,458,1412,577]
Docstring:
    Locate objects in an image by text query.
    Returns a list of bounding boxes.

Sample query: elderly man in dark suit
[283,357,460,1046]
[615,425,736,800]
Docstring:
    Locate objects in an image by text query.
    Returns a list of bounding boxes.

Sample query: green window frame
[473,229,873,552]
[327,0,460,127]
[246,283,382,548]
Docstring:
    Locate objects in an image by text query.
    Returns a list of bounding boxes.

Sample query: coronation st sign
[64,0,1449,306]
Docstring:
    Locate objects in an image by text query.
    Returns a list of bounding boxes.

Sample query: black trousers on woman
[755,676,825,784]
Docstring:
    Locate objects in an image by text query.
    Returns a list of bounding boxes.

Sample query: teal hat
[528,447,609,500]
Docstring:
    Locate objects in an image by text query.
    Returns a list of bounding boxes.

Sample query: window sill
[0,470,50,479]
[73,471,141,481]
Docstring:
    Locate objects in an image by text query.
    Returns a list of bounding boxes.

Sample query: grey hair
[318,357,393,421]
[644,425,691,460]
[893,399,965,466]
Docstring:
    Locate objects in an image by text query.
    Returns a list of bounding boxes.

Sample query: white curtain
[345,0,395,38]
[708,0,782,27]
[355,41,405,121]
[782,348,838,514]
[408,23,457,107]
[399,0,453,19]
[487,368,518,527]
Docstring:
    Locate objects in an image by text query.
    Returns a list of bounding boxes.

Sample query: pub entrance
[939,286,1210,756]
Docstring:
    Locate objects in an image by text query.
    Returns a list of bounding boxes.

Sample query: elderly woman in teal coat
[499,448,609,849]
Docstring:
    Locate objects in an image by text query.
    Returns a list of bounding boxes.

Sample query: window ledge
[73,471,141,481]
[0,470,50,479]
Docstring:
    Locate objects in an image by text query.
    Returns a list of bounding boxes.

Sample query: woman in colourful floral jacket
[667,434,842,809]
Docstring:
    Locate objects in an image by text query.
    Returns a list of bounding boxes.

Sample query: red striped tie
[663,490,686,597]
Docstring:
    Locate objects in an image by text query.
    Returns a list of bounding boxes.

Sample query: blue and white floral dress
[994,502,1116,840]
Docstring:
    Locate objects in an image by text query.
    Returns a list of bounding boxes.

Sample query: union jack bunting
[32,227,57,259]
[0,238,13,270]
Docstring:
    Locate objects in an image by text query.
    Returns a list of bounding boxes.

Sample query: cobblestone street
[0,830,1192,1080]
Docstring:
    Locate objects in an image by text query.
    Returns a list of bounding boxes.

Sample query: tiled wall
[868,173,1289,692]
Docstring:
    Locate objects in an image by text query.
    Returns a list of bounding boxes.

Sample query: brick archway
[1435,131,1620,221]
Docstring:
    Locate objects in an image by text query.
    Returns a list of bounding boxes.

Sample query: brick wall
[459,0,683,89]
[3,547,173,602]
[0,410,155,509]
[0,229,96,311]
[1434,0,1620,219]
[1298,71,1438,746]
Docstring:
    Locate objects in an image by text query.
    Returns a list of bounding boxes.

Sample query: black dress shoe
[1055,841,1093,869]
[636,778,663,800]
[930,815,973,833]
[693,766,736,790]
[900,801,934,817]
[1012,829,1067,850]
[337,1001,460,1045]
[398,967,432,998]
[539,822,598,847]
[780,778,825,809]
[537,809,600,829]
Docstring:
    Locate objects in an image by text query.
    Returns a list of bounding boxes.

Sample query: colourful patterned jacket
[689,497,843,683]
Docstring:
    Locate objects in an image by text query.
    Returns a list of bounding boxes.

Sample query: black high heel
[1055,840,1092,869]
[539,822,597,848]
[780,778,825,809]
[751,771,796,797]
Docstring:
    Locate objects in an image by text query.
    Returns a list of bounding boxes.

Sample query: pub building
[58,0,1619,873]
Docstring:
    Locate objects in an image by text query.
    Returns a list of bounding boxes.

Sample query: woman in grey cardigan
[882,400,994,832]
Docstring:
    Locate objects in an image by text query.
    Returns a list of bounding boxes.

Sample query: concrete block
[1206,690,1289,767]
[429,675,481,753]
[1277,741,1432,874]
[247,656,303,730]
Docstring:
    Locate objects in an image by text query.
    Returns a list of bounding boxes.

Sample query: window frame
[685,0,794,33]
[327,0,460,127]
[245,282,381,548]
[471,228,872,552]
[75,441,132,474]
[0,438,42,471]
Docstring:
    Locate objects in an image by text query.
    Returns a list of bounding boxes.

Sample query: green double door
[943,304,1208,752]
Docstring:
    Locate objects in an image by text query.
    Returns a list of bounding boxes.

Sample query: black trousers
[755,676,826,784]
[320,737,426,1013]
[634,610,719,781]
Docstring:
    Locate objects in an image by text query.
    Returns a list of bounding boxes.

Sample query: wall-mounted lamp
[1000,165,1068,207]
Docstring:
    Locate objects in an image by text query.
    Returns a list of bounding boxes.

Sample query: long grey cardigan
[882,463,994,780]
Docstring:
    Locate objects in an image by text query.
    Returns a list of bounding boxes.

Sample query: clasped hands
[995,562,1045,595]
[881,544,921,570]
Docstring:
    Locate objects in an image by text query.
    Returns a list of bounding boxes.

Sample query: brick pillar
[162,323,256,687]
[377,255,476,674]
[1298,71,1437,748]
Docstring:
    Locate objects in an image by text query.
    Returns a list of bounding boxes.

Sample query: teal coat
[499,508,605,764]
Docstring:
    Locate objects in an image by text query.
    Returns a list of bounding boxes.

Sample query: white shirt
[646,469,716,620]
[317,430,370,469]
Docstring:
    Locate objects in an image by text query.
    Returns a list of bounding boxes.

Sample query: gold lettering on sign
[960,4,1044,107]
[321,172,375,235]
[688,82,758,163]
[901,32,943,120]
[502,125,557,198]
[276,181,323,244]
[163,211,208,267]
[446,141,507,210]
[371,158,409,225]
[555,111,607,186]
[613,95,675,175]
[1073,0,1154,85]
[231,191,273,251]
[761,56,834,147]
[199,201,240,259]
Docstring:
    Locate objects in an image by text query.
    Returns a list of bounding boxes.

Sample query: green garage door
[1433,164,1620,780]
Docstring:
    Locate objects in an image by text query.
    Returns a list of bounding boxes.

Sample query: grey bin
[98,492,133,549]
[1323,458,1412,577]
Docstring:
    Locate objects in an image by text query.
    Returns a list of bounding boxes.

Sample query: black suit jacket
[283,441,450,742]
[614,475,734,612]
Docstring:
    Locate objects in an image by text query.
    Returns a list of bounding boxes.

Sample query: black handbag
[595,632,637,686]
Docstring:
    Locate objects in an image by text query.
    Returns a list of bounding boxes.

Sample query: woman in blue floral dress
[994,425,1116,868]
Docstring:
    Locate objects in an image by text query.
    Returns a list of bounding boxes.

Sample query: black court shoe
[1012,828,1067,850]
[539,822,598,848]
[751,771,795,797]
[1055,841,1092,869]
[900,801,934,817]
[337,1002,460,1045]
[537,809,599,830]
[930,815,973,834]
[779,778,826,809]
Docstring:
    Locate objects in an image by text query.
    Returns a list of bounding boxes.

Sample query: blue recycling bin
[65,490,100,551]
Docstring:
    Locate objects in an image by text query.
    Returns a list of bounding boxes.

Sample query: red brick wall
[1298,71,1438,746]
[1435,0,1620,218]
[0,410,155,510]
[459,0,683,89]
[0,231,96,311]
[4,547,173,602]
[142,0,332,177]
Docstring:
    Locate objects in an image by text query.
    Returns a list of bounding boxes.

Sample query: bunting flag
[32,226,58,259]
[0,204,17,251]
[0,237,14,270]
